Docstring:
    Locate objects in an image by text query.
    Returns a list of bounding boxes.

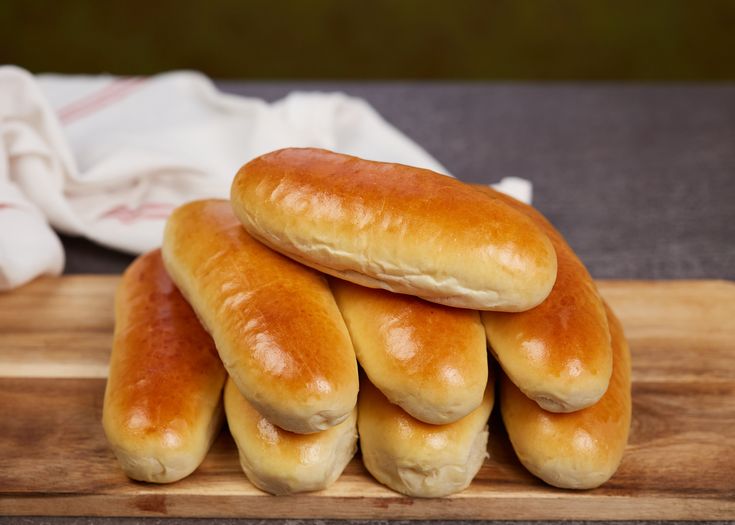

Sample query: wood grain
[0,276,733,519]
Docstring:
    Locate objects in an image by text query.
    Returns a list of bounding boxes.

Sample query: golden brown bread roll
[478,186,612,412]
[224,378,357,495]
[500,303,631,489]
[358,373,495,497]
[162,199,359,434]
[103,249,226,483]
[331,278,487,424]
[230,148,557,312]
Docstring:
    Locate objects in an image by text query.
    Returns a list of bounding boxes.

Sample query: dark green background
[2,0,735,80]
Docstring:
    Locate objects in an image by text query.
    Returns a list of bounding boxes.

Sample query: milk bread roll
[162,199,358,434]
[224,379,357,495]
[231,148,557,312]
[358,374,495,497]
[331,278,487,424]
[478,187,612,412]
[500,303,631,489]
[103,249,226,483]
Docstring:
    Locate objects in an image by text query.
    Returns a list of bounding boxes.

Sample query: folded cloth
[0,66,531,291]
[0,67,69,290]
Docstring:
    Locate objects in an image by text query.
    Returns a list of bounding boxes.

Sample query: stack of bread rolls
[103,147,630,496]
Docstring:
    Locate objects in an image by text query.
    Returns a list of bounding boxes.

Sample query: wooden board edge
[596,278,735,289]
[1,493,734,520]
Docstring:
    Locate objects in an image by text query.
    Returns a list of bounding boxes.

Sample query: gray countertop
[62,82,735,281]
[39,83,735,524]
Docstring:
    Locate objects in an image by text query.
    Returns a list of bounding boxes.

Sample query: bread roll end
[224,379,358,495]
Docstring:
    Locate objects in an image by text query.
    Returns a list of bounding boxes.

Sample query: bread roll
[230,148,557,312]
[331,278,487,424]
[478,187,612,412]
[358,373,494,497]
[103,249,226,483]
[500,303,631,489]
[224,378,357,495]
[162,199,358,434]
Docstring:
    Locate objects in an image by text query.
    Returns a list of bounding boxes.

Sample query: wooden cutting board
[0,276,733,520]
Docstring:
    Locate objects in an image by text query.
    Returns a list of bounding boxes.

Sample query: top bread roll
[231,148,557,311]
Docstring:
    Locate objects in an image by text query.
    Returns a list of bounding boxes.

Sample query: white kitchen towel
[0,66,531,290]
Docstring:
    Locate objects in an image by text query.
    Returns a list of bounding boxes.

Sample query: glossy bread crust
[102,249,226,483]
[224,379,357,495]
[357,372,495,498]
[500,303,631,489]
[161,199,359,434]
[231,148,557,312]
[479,187,612,412]
[332,278,487,424]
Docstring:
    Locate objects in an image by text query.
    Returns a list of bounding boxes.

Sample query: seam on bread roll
[246,226,513,311]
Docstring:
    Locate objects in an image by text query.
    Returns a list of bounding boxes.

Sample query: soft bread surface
[358,374,494,497]
[332,278,487,424]
[224,378,357,495]
[478,187,612,412]
[162,199,359,434]
[231,148,557,311]
[500,303,631,489]
[103,249,226,483]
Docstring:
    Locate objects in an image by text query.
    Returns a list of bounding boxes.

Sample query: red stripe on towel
[101,203,175,225]
[58,77,148,124]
